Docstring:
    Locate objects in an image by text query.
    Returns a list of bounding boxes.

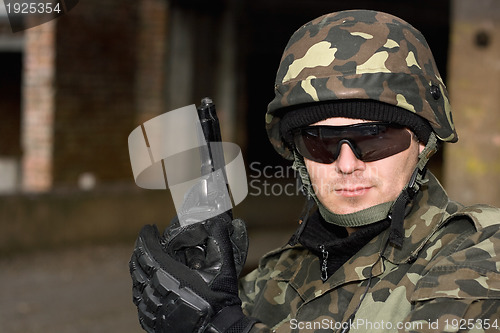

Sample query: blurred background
[0,0,499,332]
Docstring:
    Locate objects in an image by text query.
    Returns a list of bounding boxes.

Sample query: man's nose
[335,143,365,174]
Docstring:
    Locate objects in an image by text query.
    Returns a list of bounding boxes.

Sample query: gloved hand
[129,212,257,333]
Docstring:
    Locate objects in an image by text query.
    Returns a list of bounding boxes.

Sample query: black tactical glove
[129,213,257,333]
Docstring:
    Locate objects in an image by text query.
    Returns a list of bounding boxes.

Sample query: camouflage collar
[272,172,453,301]
[382,171,452,264]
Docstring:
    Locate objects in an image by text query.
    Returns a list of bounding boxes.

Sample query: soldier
[130,9,500,333]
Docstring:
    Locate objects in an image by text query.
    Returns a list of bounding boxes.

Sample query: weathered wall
[19,0,169,191]
[444,0,500,206]
[21,20,56,191]
[0,188,172,255]
[0,184,302,270]
[52,1,139,188]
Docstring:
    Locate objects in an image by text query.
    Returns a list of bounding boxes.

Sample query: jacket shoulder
[448,203,500,230]
[411,204,500,302]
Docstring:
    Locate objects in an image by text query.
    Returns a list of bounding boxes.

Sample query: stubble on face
[303,118,423,215]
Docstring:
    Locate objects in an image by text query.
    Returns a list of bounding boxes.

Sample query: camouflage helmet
[266,10,457,160]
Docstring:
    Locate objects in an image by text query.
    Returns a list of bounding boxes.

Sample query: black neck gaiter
[298,209,390,280]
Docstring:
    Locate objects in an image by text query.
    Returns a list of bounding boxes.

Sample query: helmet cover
[266,10,457,160]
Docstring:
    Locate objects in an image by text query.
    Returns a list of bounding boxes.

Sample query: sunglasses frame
[292,122,413,164]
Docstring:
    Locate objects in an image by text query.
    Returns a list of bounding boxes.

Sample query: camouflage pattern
[239,172,500,332]
[266,10,457,160]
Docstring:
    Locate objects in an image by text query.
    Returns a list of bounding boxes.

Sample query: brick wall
[21,20,56,192]
[19,0,170,191]
[52,1,139,188]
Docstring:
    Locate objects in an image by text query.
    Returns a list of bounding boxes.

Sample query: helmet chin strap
[387,132,438,247]
[292,132,438,247]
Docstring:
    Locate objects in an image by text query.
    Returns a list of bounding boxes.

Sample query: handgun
[195,97,232,218]
[178,97,233,269]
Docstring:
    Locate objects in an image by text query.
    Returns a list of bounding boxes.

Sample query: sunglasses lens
[296,129,338,163]
[294,123,412,164]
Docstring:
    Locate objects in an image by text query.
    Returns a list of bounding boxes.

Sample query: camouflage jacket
[239,173,500,332]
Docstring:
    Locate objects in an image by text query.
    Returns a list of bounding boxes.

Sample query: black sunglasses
[292,122,412,164]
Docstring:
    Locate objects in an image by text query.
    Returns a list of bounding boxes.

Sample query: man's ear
[419,142,425,154]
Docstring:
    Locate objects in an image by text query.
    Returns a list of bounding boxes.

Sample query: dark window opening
[0,52,22,157]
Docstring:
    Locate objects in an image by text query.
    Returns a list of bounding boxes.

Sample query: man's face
[304,117,424,215]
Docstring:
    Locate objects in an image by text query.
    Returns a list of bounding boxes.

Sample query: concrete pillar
[165,8,196,110]
[21,21,56,192]
[162,5,241,144]
[444,0,500,207]
[135,0,169,125]
[215,8,238,143]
